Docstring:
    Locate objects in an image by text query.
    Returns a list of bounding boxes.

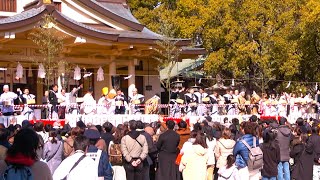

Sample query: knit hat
[84,129,100,139]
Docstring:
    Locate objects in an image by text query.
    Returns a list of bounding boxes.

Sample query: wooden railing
[0,0,16,12]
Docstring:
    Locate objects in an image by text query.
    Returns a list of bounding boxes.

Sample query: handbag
[175,153,183,165]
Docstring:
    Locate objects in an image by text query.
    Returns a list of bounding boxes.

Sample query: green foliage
[128,0,320,93]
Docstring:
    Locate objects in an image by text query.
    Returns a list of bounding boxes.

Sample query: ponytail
[49,131,58,144]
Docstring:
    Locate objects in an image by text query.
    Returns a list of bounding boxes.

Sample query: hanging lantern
[97,67,104,82]
[74,65,81,80]
[38,64,46,79]
[16,63,23,79]
[61,73,65,88]
[28,67,33,77]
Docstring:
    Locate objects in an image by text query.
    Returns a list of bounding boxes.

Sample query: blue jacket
[87,145,113,180]
[233,134,259,169]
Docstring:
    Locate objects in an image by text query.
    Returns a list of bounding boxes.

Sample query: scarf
[5,153,35,166]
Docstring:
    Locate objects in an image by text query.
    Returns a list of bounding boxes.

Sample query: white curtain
[74,66,81,80]
[38,64,46,79]
[16,63,23,79]
[97,67,104,81]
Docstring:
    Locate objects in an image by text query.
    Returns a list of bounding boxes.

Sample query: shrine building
[0,0,205,103]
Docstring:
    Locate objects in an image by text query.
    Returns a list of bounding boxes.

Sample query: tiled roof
[141,28,162,38]
[57,11,119,35]
[0,3,196,46]
[160,57,206,80]
[0,6,45,24]
[95,26,161,39]
[98,2,140,24]
[93,0,140,24]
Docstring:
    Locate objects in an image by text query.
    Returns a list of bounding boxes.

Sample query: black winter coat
[290,143,313,180]
[155,130,180,180]
[260,142,280,177]
[306,133,320,165]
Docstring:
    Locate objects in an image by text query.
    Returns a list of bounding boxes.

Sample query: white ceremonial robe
[82,93,96,115]
[129,94,144,114]
[195,92,208,116]
[21,93,36,120]
[97,97,115,115]
[278,104,287,117]
[209,95,219,115]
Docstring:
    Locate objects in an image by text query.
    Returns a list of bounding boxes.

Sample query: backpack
[109,142,123,166]
[241,137,263,171]
[2,164,34,180]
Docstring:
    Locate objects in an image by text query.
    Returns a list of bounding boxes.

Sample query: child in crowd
[217,155,239,180]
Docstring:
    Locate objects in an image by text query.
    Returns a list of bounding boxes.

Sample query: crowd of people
[0,113,318,179]
[0,83,319,126]
[1,83,320,179]
[170,87,320,118]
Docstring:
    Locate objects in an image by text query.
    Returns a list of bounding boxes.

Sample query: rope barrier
[6,102,316,109]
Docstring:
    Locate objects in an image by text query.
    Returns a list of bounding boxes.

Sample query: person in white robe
[57,89,68,119]
[0,85,18,126]
[81,88,96,115]
[128,88,144,114]
[17,87,36,120]
[277,99,287,117]
[68,84,83,116]
[209,91,219,116]
[184,88,198,117]
[264,100,278,116]
[97,89,116,115]
[195,87,209,116]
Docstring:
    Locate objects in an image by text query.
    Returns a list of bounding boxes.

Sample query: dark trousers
[214,167,219,180]
[115,107,125,114]
[58,106,66,119]
[124,161,144,180]
[41,108,47,119]
[149,163,156,180]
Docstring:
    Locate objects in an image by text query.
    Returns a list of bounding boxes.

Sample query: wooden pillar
[109,61,116,88]
[128,59,135,86]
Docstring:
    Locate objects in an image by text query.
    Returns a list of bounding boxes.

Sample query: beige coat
[121,133,148,162]
[0,160,52,180]
[181,145,208,180]
[215,138,236,168]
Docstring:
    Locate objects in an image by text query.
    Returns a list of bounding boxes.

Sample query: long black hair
[203,125,214,141]
[263,129,277,149]
[7,128,39,160]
